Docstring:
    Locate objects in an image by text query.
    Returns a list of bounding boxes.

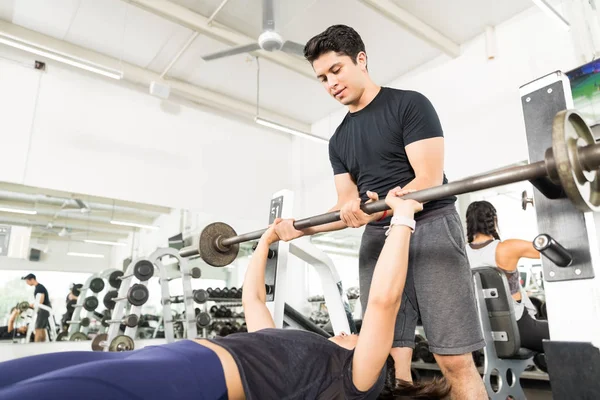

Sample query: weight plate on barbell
[56,331,69,341]
[70,332,89,341]
[193,289,209,304]
[109,335,135,352]
[108,270,124,289]
[199,222,239,267]
[103,290,118,310]
[124,314,139,328]
[91,333,108,351]
[133,260,154,281]
[80,317,90,327]
[84,296,99,312]
[552,110,600,212]
[89,278,105,293]
[190,267,201,279]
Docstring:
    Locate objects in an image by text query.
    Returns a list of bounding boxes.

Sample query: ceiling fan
[200,0,306,61]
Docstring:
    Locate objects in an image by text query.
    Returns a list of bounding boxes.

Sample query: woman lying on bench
[465,200,549,353]
[0,188,448,400]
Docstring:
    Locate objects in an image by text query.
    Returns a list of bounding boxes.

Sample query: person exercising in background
[22,273,52,342]
[61,283,82,331]
[274,24,487,399]
[465,200,549,352]
[0,308,28,340]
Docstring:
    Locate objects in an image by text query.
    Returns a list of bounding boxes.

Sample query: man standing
[22,273,51,342]
[275,25,487,398]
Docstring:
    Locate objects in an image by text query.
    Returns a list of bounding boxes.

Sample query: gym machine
[519,70,600,399]
[24,293,58,342]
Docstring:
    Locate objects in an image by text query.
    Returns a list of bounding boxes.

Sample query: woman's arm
[351,188,422,391]
[496,239,541,271]
[241,220,281,332]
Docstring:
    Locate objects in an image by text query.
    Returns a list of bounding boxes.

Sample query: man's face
[312,51,368,107]
[25,279,34,287]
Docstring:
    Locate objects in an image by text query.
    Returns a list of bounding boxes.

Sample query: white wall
[0,238,112,272]
[0,54,295,241]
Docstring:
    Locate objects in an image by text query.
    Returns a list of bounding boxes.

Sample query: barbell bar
[180,110,600,267]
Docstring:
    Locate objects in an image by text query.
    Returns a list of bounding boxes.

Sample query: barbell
[179,110,600,267]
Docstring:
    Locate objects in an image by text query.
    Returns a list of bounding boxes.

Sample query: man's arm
[403,137,445,192]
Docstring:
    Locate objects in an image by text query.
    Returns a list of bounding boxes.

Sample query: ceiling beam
[0,212,141,233]
[0,20,312,133]
[0,181,171,215]
[123,0,314,79]
[0,199,158,225]
[30,229,129,242]
[358,0,461,58]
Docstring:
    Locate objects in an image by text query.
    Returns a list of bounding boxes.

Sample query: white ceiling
[0,0,534,123]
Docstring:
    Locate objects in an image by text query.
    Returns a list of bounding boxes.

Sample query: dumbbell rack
[102,247,201,351]
[80,269,121,337]
[65,272,105,339]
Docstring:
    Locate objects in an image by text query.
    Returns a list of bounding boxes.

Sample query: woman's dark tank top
[208,328,385,399]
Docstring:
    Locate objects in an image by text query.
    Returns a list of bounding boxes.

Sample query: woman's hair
[378,355,451,399]
[466,200,500,243]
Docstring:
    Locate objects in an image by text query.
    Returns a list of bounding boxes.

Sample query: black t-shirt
[0,326,11,339]
[34,283,51,307]
[329,87,456,225]
[208,328,385,399]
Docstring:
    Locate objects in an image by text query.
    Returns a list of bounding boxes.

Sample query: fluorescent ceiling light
[84,239,127,247]
[110,220,160,230]
[0,33,123,79]
[67,252,105,259]
[255,117,328,144]
[531,0,570,31]
[0,207,37,215]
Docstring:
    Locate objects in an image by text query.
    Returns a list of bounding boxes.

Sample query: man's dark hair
[21,273,36,281]
[304,25,366,64]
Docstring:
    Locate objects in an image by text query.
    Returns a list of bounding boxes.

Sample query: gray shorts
[35,309,49,329]
[359,207,485,355]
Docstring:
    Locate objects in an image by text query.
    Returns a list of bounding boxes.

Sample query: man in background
[22,273,52,342]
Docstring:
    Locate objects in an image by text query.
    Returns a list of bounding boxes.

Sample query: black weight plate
[190,267,201,279]
[196,312,211,328]
[133,260,154,281]
[56,331,69,341]
[89,278,105,293]
[101,315,110,327]
[108,271,124,289]
[103,290,118,310]
[17,301,30,313]
[199,222,239,267]
[124,314,139,328]
[80,317,90,327]
[193,289,209,304]
[127,284,149,306]
[83,296,99,312]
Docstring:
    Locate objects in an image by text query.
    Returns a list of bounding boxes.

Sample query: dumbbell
[108,271,124,289]
[66,317,91,327]
[230,287,242,299]
[161,289,209,306]
[160,267,202,282]
[113,260,154,285]
[101,314,139,328]
[73,277,105,296]
[69,332,89,341]
[67,296,100,313]
[412,335,425,361]
[103,284,150,310]
[415,340,436,363]
[207,287,222,298]
[91,333,135,352]
[16,301,30,313]
[196,312,211,328]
